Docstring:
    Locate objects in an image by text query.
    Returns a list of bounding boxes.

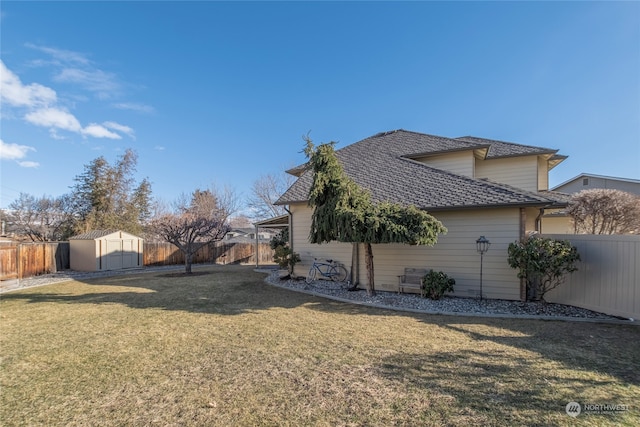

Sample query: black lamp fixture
[476,236,491,301]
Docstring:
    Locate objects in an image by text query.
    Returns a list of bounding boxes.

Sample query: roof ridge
[456,135,557,153]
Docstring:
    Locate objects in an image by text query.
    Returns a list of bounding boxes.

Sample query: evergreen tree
[304,138,447,295]
[70,149,152,234]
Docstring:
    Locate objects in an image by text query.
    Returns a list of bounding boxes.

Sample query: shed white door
[121,239,137,268]
[106,239,123,270]
[105,239,139,270]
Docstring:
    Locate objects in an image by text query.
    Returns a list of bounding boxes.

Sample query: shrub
[270,230,300,275]
[421,270,455,300]
[507,236,580,302]
[269,229,289,250]
[273,245,301,274]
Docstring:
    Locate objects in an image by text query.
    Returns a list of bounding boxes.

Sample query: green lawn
[1,265,638,426]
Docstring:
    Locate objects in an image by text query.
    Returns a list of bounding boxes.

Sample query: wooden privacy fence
[1,241,275,280]
[0,242,70,280]
[143,242,274,266]
[543,234,640,320]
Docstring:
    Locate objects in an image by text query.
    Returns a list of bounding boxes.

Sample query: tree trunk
[185,253,193,274]
[364,242,375,296]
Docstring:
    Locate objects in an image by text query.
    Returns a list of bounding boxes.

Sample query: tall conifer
[304,138,447,295]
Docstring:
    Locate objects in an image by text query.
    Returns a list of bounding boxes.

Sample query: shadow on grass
[4,265,639,392]
[304,300,640,389]
[375,348,633,423]
[0,265,317,315]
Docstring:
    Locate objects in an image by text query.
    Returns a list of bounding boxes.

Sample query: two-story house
[276,129,571,301]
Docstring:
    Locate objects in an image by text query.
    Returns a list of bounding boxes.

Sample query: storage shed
[70,230,144,272]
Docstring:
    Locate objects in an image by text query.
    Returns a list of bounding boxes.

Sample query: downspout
[535,208,545,234]
[519,208,527,302]
[284,206,292,247]
[284,206,293,274]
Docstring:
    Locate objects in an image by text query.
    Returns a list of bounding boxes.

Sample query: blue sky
[1,1,639,212]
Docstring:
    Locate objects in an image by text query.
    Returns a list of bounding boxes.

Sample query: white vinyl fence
[543,234,640,320]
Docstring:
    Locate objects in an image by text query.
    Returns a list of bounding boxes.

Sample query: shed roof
[69,230,141,240]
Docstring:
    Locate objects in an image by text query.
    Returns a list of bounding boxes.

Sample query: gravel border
[263,271,635,324]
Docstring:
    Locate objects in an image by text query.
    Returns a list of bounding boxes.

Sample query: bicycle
[306,258,349,284]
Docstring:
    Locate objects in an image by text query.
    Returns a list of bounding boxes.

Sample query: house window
[583,178,589,186]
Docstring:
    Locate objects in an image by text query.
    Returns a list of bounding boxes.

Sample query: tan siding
[537,157,549,191]
[524,207,539,233]
[289,203,353,277]
[291,205,523,300]
[369,209,522,300]
[475,156,538,192]
[541,216,573,234]
[414,151,474,177]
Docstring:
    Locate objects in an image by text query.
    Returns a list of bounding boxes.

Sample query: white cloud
[82,123,121,139]
[0,60,57,107]
[54,67,119,99]
[25,107,82,132]
[26,43,91,66]
[17,160,40,168]
[0,139,36,160]
[113,102,155,114]
[103,121,135,139]
[3,49,139,142]
[154,146,166,151]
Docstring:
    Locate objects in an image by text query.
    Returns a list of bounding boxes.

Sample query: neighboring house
[276,129,572,301]
[225,227,276,243]
[551,173,640,196]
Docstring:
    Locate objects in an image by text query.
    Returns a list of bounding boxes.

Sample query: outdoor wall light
[476,236,491,301]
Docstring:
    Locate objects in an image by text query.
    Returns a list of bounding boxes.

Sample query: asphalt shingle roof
[276,129,568,210]
[455,136,558,158]
[69,230,121,240]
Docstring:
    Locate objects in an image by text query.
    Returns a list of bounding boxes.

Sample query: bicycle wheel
[330,265,348,282]
[306,266,317,284]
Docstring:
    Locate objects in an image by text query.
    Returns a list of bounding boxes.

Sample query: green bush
[270,229,289,250]
[507,236,580,302]
[421,270,455,300]
[271,230,300,275]
[273,246,300,274]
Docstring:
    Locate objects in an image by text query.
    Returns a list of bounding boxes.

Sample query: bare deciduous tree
[150,187,237,273]
[247,172,295,221]
[7,193,74,241]
[567,189,640,234]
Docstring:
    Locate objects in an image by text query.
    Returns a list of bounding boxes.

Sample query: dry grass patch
[1,264,638,426]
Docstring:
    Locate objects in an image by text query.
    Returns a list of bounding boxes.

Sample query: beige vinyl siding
[364,208,522,300]
[475,156,538,192]
[290,204,523,300]
[537,156,549,191]
[289,203,353,277]
[523,207,573,234]
[541,216,573,234]
[413,150,474,177]
[524,207,539,233]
